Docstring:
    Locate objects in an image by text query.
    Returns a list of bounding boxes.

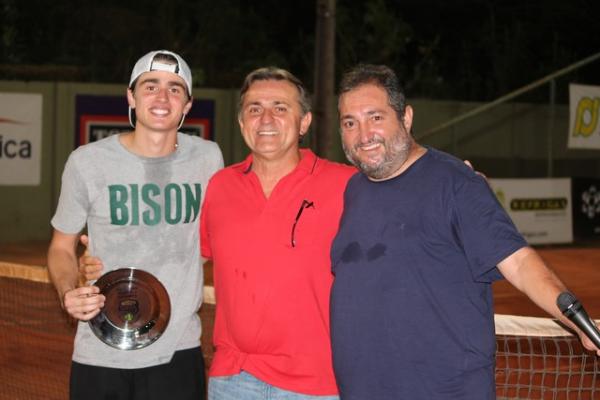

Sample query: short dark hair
[339,64,406,122]
[238,66,311,117]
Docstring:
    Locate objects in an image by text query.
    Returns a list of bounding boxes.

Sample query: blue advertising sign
[75,94,215,146]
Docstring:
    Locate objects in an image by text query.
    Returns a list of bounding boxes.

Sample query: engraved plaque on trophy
[89,268,170,350]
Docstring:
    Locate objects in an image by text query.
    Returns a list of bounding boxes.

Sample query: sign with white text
[0,93,43,186]
[489,178,573,244]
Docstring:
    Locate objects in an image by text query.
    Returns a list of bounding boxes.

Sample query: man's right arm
[47,229,105,321]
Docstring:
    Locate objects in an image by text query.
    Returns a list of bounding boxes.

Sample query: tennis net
[0,262,74,400]
[1,261,598,399]
[495,314,600,399]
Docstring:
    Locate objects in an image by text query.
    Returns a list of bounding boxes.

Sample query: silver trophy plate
[89,268,170,350]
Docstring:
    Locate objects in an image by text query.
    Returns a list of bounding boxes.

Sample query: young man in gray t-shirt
[47,50,223,400]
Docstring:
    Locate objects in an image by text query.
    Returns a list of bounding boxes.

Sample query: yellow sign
[569,84,600,149]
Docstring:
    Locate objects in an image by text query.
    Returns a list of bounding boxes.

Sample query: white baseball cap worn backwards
[129,50,192,95]
[128,50,192,127]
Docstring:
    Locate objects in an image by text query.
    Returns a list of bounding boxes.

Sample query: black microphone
[556,292,600,349]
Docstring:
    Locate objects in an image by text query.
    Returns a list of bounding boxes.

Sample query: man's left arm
[498,246,600,355]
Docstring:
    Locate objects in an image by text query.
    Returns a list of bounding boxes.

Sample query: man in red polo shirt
[200,67,356,399]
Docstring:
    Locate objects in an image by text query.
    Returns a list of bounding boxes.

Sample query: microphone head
[557,292,578,313]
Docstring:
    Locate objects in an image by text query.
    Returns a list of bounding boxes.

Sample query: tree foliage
[0,0,598,101]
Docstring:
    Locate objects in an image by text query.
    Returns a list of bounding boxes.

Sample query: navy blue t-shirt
[330,148,527,400]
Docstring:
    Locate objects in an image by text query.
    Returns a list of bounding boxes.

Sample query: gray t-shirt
[51,132,223,369]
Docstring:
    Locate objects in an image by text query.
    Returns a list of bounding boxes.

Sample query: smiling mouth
[150,107,170,116]
[358,142,381,152]
[258,130,278,136]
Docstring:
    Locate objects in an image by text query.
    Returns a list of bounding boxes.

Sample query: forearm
[47,230,105,320]
[498,247,569,321]
[504,249,600,354]
[47,232,80,306]
[48,248,79,304]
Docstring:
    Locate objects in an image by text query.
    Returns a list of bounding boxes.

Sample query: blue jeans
[208,371,339,400]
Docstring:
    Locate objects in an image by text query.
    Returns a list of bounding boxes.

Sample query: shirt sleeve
[452,175,528,282]
[50,153,89,234]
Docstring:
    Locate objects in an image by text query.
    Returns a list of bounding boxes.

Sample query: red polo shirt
[201,149,356,395]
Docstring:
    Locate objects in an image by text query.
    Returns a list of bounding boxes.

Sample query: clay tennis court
[1,241,599,399]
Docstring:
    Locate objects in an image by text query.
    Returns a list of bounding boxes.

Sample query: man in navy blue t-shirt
[330,64,600,400]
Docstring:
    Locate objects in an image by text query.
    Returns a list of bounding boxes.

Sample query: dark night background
[1,0,599,103]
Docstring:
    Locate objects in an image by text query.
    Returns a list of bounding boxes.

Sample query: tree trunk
[312,0,336,158]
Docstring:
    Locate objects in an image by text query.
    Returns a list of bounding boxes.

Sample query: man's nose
[156,88,169,101]
[358,121,375,143]
[260,108,274,123]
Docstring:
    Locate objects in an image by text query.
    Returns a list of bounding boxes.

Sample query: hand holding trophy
[79,235,171,350]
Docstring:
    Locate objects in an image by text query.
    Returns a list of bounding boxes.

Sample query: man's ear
[126,88,136,109]
[183,97,193,115]
[402,105,413,133]
[300,112,313,136]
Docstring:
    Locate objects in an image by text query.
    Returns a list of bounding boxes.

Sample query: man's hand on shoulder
[464,160,488,181]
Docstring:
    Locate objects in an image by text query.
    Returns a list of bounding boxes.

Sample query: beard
[343,129,411,180]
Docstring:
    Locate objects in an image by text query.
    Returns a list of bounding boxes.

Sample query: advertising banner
[0,93,43,186]
[571,178,600,239]
[75,94,215,147]
[568,83,600,150]
[489,178,573,245]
